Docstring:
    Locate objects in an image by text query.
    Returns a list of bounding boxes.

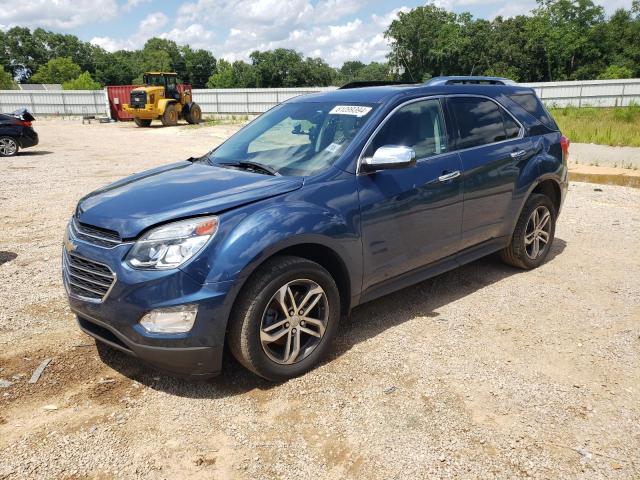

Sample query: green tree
[0,66,17,89]
[62,71,102,90]
[598,65,634,79]
[141,38,186,78]
[94,50,139,85]
[31,57,82,84]
[207,59,235,88]
[182,47,216,88]
[338,61,391,85]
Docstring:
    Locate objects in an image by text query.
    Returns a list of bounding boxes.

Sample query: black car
[0,109,39,157]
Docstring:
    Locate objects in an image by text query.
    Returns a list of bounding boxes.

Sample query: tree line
[1,0,638,90]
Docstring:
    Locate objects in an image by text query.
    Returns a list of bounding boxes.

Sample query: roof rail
[425,76,516,86]
[339,81,417,89]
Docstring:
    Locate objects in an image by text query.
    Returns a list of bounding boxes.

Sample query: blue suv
[63,77,569,381]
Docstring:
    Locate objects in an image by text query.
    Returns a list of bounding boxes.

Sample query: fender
[505,132,566,237]
[158,98,178,114]
[213,201,358,278]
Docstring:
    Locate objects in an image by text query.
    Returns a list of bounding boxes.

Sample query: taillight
[560,135,570,162]
[17,120,32,127]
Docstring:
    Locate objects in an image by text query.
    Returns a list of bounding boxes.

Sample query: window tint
[508,93,559,131]
[366,99,447,159]
[449,97,509,149]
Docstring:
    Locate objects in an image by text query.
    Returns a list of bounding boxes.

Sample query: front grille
[71,218,121,248]
[63,251,116,302]
[130,91,146,108]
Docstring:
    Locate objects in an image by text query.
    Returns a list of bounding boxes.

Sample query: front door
[357,98,463,291]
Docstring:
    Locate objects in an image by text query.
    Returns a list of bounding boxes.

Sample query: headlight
[126,216,218,270]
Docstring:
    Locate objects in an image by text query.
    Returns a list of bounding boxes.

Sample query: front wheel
[228,256,341,381]
[501,193,557,269]
[0,136,19,157]
[161,104,178,126]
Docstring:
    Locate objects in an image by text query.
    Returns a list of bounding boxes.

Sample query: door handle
[438,170,461,182]
[511,150,528,159]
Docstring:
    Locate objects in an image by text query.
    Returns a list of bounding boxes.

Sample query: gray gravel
[1,120,639,479]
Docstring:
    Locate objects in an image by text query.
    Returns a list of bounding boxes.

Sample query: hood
[76,161,303,238]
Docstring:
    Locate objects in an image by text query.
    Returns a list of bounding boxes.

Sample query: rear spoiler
[11,109,35,121]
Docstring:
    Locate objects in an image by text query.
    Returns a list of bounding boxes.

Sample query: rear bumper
[19,129,38,148]
[76,314,222,378]
[122,104,158,120]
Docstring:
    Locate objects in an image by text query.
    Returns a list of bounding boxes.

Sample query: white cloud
[122,0,152,12]
[90,0,404,66]
[0,0,119,30]
[91,12,168,51]
[138,12,168,34]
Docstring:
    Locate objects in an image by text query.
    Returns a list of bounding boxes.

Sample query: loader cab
[143,72,180,100]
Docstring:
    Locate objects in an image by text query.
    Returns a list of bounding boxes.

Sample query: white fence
[0,90,109,116]
[1,79,639,117]
[521,79,640,107]
[192,87,336,114]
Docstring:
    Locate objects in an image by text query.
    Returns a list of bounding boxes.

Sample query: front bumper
[76,314,222,378]
[62,231,237,378]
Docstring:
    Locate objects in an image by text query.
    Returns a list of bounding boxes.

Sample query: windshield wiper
[218,161,280,176]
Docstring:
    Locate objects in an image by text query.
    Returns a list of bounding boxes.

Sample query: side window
[508,93,558,131]
[503,112,521,139]
[448,97,509,149]
[366,99,447,160]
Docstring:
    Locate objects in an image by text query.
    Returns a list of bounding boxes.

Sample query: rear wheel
[161,104,178,127]
[133,118,152,127]
[228,256,341,381]
[500,193,556,269]
[0,136,19,157]
[186,103,202,124]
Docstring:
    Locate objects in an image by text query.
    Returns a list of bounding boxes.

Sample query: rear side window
[448,97,519,150]
[508,93,558,131]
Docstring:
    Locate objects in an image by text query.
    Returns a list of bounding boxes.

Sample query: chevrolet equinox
[63,77,569,381]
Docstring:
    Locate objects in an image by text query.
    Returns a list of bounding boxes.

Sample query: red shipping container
[106,84,193,121]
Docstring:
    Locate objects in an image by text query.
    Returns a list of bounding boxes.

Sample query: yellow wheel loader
[122,72,202,127]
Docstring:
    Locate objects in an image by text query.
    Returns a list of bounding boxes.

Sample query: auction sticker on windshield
[329,105,372,117]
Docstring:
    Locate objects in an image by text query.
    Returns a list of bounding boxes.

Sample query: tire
[161,103,178,126]
[228,255,341,381]
[500,193,557,269]
[186,103,202,124]
[0,136,19,157]
[133,118,152,127]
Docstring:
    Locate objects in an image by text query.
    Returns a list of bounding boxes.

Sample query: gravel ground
[1,119,639,479]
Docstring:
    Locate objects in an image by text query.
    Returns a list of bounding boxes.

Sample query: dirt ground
[1,118,639,479]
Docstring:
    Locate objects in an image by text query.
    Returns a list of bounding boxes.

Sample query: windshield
[144,75,168,86]
[207,102,377,176]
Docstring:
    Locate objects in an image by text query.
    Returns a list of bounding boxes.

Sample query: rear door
[446,96,533,249]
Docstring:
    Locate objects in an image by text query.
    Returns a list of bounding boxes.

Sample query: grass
[549,104,640,147]
[185,114,251,128]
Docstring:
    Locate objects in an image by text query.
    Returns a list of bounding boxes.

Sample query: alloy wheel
[524,206,551,259]
[0,138,17,156]
[260,279,329,365]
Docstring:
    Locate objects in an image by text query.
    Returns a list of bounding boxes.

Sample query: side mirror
[361,145,417,172]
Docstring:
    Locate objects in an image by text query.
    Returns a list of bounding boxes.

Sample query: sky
[0,0,635,67]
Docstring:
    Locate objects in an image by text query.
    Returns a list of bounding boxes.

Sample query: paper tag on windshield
[329,105,372,117]
[326,142,341,154]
